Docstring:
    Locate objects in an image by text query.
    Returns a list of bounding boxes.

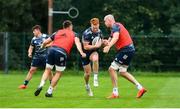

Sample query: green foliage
[0,0,180,71]
[0,0,179,35]
[0,0,35,32]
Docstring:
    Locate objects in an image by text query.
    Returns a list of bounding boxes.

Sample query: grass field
[0,70,180,108]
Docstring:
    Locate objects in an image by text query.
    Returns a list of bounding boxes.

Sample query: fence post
[22,32,26,71]
[4,32,9,74]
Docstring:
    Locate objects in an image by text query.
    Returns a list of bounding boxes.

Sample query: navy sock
[23,80,29,86]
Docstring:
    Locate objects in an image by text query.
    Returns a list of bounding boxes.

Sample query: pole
[4,32,9,74]
[48,0,53,34]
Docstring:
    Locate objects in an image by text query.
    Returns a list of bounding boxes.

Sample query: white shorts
[110,61,128,72]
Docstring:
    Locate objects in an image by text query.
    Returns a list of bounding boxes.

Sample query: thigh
[90,51,99,61]
[81,52,91,66]
[83,63,92,73]
[46,48,55,65]
[39,56,47,68]
[54,51,67,67]
[31,58,42,67]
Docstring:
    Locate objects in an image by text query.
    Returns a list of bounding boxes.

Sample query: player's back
[112,23,133,50]
[51,29,75,54]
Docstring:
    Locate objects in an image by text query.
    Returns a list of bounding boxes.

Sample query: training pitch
[0,71,180,108]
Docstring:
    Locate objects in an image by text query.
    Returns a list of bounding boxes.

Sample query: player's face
[91,24,99,32]
[69,25,73,30]
[104,19,110,28]
[33,29,39,37]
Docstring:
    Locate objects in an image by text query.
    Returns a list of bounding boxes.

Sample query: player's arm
[41,32,56,48]
[44,42,53,47]
[82,37,102,50]
[41,37,52,48]
[44,34,53,47]
[102,37,112,46]
[82,41,100,50]
[28,45,34,58]
[103,24,120,53]
[75,37,86,58]
[103,32,119,53]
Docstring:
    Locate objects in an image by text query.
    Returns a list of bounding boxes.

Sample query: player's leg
[83,64,93,96]
[19,58,38,89]
[90,52,99,87]
[118,51,147,98]
[83,64,91,85]
[45,70,62,97]
[34,47,55,96]
[38,67,52,88]
[34,67,52,96]
[107,61,119,98]
[45,49,67,97]
[42,55,53,84]
[120,70,147,98]
[81,54,93,96]
[48,71,53,84]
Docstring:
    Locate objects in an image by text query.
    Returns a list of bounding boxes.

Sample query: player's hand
[103,46,110,53]
[80,52,86,58]
[28,53,32,58]
[102,39,109,46]
[95,39,102,48]
[40,43,44,48]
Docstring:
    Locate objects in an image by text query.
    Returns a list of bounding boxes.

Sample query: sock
[47,86,53,94]
[136,83,143,90]
[94,73,98,80]
[85,84,90,89]
[39,80,45,87]
[113,87,119,96]
[23,80,29,86]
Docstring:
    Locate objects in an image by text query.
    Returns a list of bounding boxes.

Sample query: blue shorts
[31,56,47,68]
[47,46,67,67]
[81,50,97,66]
[114,50,135,66]
[114,44,135,66]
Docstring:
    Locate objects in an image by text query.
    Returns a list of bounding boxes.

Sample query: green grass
[0,71,180,108]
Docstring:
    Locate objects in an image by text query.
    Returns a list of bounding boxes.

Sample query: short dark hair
[63,20,72,28]
[32,25,41,31]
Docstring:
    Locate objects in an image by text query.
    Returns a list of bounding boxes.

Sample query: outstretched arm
[75,37,86,58]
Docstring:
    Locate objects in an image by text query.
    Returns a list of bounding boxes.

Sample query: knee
[84,71,91,76]
[108,67,114,73]
[29,68,36,74]
[119,66,128,76]
[92,55,99,62]
[120,72,126,76]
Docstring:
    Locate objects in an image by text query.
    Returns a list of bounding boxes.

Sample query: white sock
[39,80,45,87]
[85,84,90,89]
[136,83,143,90]
[47,86,53,94]
[94,73,98,80]
[113,87,119,96]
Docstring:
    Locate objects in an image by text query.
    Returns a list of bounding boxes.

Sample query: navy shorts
[47,47,67,67]
[114,50,135,66]
[81,50,97,66]
[31,56,47,68]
